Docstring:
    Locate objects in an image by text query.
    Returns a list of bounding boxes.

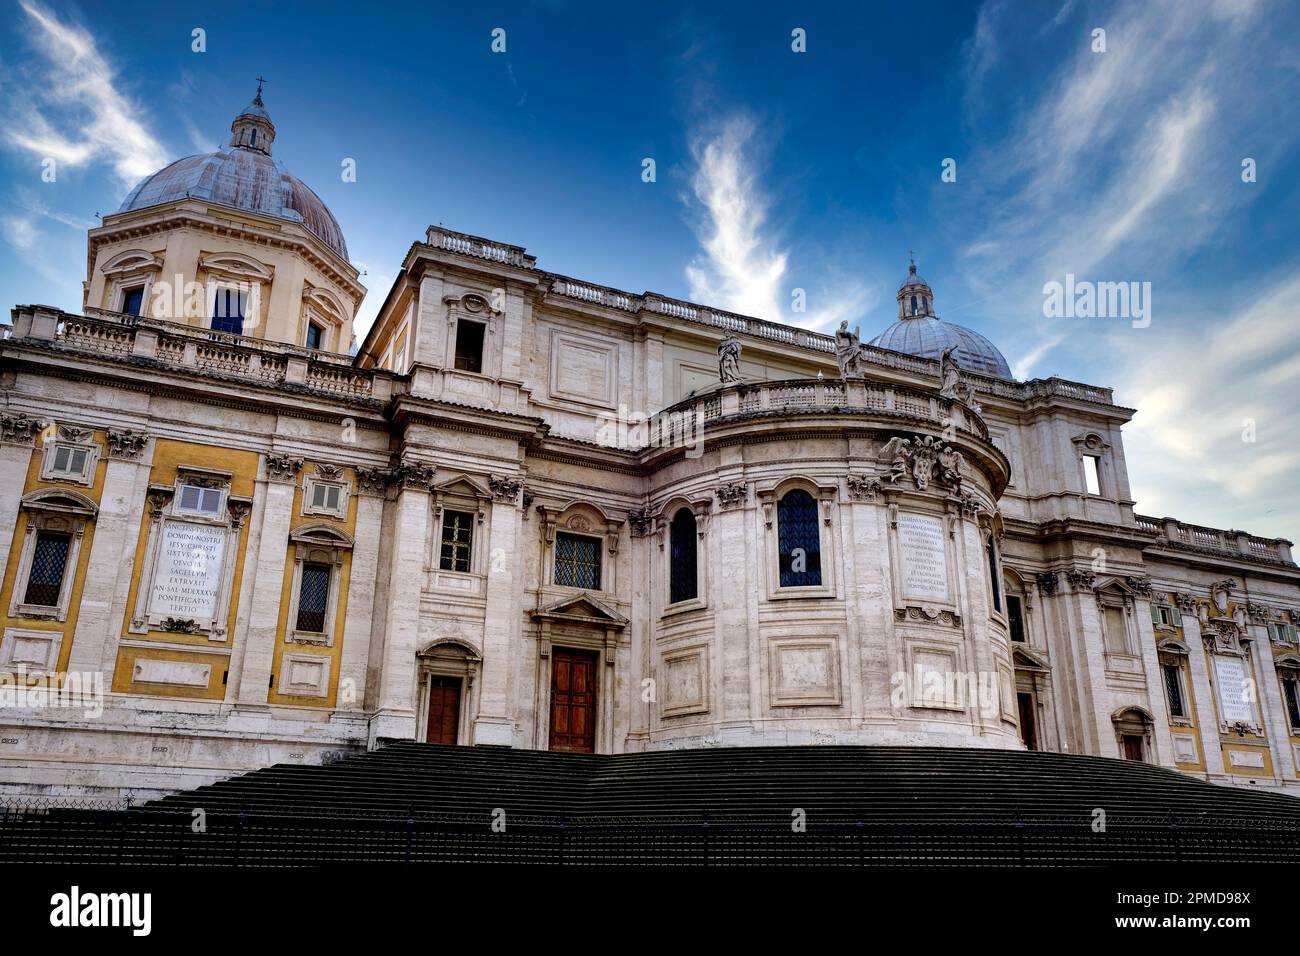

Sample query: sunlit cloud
[4,0,170,189]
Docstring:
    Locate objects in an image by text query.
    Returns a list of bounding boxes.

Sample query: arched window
[668,508,697,604]
[910,294,918,315]
[777,489,821,587]
[986,534,1002,613]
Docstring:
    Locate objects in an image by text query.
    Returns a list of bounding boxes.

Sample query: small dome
[117,87,348,261]
[869,317,1013,379]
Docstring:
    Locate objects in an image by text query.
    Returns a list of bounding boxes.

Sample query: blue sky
[2,0,1299,543]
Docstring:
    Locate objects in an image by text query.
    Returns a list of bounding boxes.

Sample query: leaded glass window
[25,532,71,607]
[295,563,330,633]
[1163,663,1186,718]
[440,510,474,572]
[669,508,697,604]
[777,489,821,588]
[555,532,601,589]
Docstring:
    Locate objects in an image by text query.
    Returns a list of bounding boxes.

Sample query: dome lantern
[228,78,276,156]
[896,253,936,320]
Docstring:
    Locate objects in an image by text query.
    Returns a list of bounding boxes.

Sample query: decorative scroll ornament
[488,474,524,503]
[715,480,748,509]
[1065,569,1096,591]
[846,474,883,501]
[227,499,252,530]
[106,428,150,460]
[393,462,435,490]
[0,413,45,445]
[1246,602,1271,625]
[1035,571,1060,596]
[894,605,962,628]
[626,508,652,537]
[1124,575,1154,599]
[1204,617,1248,654]
[958,493,982,518]
[355,466,390,496]
[265,454,303,483]
[160,617,200,634]
[878,435,964,493]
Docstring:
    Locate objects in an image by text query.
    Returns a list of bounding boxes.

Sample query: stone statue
[834,320,863,379]
[961,381,982,415]
[938,345,962,400]
[718,335,742,384]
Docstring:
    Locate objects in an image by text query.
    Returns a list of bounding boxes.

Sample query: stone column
[368,464,433,742]
[334,467,386,713]
[69,431,154,679]
[1131,594,1176,766]
[0,414,44,586]
[1180,611,1226,776]
[713,476,753,740]
[233,454,301,707]
[1063,571,1111,757]
[474,484,523,746]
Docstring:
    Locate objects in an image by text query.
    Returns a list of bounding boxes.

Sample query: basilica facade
[2,91,1298,801]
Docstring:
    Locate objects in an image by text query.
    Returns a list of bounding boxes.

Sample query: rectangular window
[439,510,475,573]
[1006,594,1026,643]
[555,532,601,590]
[1151,604,1182,628]
[1082,455,1101,495]
[1104,606,1128,654]
[1284,678,1300,731]
[305,322,323,350]
[121,286,145,317]
[47,445,92,481]
[309,482,343,515]
[295,563,331,633]
[453,320,485,373]
[1163,663,1186,718]
[211,288,246,335]
[177,484,224,516]
[24,532,71,607]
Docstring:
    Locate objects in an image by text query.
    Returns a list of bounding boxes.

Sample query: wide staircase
[3,742,1299,865]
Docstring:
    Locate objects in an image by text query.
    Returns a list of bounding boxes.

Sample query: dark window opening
[1163,663,1186,718]
[211,288,246,335]
[305,322,323,350]
[669,508,698,604]
[295,563,331,633]
[454,320,486,373]
[1284,678,1300,731]
[24,532,71,607]
[986,535,1002,613]
[777,489,822,588]
[1006,594,1025,642]
[439,510,475,573]
[121,286,145,317]
[555,532,601,590]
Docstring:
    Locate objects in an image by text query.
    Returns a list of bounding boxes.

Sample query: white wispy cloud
[2,216,37,250]
[682,115,867,330]
[4,0,170,189]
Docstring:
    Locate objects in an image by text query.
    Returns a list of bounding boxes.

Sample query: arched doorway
[415,639,481,746]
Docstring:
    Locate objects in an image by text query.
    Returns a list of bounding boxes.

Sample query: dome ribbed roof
[869,316,1013,379]
[117,88,348,261]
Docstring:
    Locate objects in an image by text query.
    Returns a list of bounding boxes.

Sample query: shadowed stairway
[4,742,1300,865]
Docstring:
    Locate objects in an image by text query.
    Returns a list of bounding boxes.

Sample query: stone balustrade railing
[425,225,537,269]
[539,273,1116,408]
[1136,513,1294,565]
[656,378,989,445]
[7,305,392,403]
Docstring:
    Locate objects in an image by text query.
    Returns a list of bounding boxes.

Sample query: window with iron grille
[24,532,71,607]
[669,508,697,604]
[1006,594,1026,642]
[295,563,331,633]
[1163,663,1186,718]
[777,489,821,588]
[439,510,475,572]
[555,532,601,590]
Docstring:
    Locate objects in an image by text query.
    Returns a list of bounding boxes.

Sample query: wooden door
[425,676,461,745]
[549,648,597,753]
[1121,734,1144,762]
[1016,692,1038,751]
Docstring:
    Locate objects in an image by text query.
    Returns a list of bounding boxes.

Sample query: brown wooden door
[549,648,597,753]
[425,676,461,745]
[1121,734,1144,762]
[1016,692,1038,751]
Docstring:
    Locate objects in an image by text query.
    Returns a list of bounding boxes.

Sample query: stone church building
[2,90,1298,801]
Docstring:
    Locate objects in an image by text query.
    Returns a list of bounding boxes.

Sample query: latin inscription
[149,521,226,622]
[898,513,948,600]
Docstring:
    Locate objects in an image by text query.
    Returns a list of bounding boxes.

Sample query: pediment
[432,475,491,499]
[1012,645,1050,671]
[532,593,628,629]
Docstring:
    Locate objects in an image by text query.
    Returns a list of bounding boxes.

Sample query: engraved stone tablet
[898,513,949,600]
[149,520,227,622]
[1213,655,1254,725]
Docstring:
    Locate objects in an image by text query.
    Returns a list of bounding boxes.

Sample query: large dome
[868,258,1013,380]
[870,316,1012,379]
[117,88,349,261]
